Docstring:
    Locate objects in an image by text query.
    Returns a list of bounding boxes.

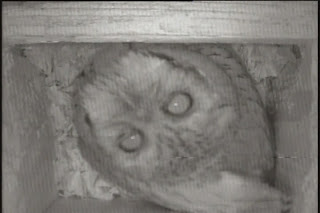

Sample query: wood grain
[2,1,318,45]
[2,50,57,213]
[46,198,173,213]
[300,40,318,213]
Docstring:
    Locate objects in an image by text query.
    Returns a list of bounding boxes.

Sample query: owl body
[73,44,288,213]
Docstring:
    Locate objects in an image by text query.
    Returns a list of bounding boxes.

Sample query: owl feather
[73,44,290,213]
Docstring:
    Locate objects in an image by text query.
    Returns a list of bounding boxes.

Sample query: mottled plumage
[73,44,290,213]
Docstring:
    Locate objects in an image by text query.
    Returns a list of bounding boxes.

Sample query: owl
[73,44,290,213]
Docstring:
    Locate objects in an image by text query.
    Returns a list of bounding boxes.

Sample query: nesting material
[21,43,304,202]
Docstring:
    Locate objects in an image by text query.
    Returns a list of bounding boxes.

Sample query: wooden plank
[2,49,58,213]
[46,198,173,213]
[300,40,318,213]
[3,1,318,45]
[272,41,317,213]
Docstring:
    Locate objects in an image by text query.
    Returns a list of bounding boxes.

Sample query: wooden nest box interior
[2,2,318,213]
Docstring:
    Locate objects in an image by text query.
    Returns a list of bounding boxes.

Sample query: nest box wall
[2,2,318,213]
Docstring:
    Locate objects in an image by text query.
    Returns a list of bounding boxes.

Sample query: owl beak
[136,108,153,123]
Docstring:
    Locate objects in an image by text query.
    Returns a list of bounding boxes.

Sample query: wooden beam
[3,1,318,45]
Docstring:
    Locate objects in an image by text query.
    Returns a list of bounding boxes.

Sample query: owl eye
[117,129,143,153]
[164,92,193,116]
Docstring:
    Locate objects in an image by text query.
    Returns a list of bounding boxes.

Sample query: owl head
[73,44,271,194]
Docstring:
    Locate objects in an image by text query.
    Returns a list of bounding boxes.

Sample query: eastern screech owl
[73,44,290,213]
